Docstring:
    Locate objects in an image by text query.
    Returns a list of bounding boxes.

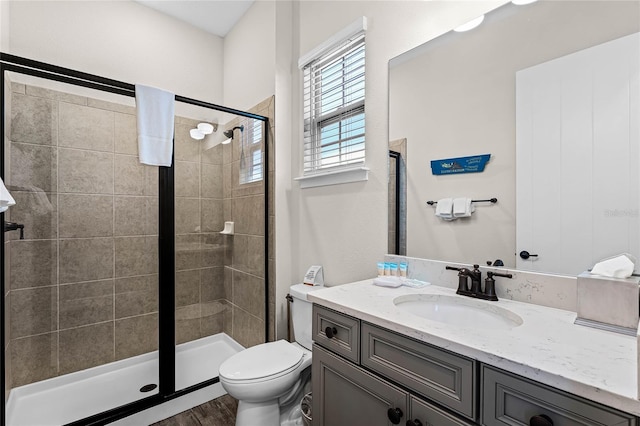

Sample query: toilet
[219,283,323,426]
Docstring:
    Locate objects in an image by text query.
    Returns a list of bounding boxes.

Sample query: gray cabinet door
[312,344,408,426]
[481,365,636,426]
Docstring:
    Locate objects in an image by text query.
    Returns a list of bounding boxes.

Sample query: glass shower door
[3,71,160,425]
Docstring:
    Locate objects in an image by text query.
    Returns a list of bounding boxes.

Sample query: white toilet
[219,283,322,426]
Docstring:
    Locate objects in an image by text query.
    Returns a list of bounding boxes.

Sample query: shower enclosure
[0,53,272,425]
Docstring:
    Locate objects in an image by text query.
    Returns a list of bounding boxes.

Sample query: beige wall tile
[232,271,265,320]
[114,196,157,236]
[200,300,226,337]
[26,86,86,106]
[114,113,137,155]
[115,275,158,319]
[201,267,224,302]
[175,161,200,197]
[10,240,57,290]
[5,343,11,403]
[175,198,200,235]
[59,194,113,238]
[59,323,114,374]
[176,234,201,271]
[58,148,113,194]
[176,269,200,308]
[9,191,56,240]
[11,286,57,338]
[115,154,145,195]
[201,233,224,268]
[115,236,158,277]
[59,102,114,152]
[201,199,223,233]
[10,93,57,145]
[11,333,58,387]
[233,195,264,236]
[174,122,200,162]
[10,143,57,192]
[232,307,264,349]
[59,280,114,330]
[59,238,114,284]
[201,142,223,166]
[115,313,158,360]
[176,304,201,344]
[201,163,222,198]
[87,98,135,115]
[232,235,265,277]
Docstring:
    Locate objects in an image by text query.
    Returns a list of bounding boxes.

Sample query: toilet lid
[219,340,304,381]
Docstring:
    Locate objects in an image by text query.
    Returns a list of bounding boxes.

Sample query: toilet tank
[289,283,324,350]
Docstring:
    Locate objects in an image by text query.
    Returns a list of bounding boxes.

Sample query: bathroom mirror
[388,0,640,276]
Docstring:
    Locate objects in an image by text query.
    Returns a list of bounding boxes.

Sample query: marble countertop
[307,279,640,416]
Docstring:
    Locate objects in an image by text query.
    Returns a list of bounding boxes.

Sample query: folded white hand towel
[135,84,175,167]
[0,178,16,213]
[435,198,455,220]
[453,197,474,217]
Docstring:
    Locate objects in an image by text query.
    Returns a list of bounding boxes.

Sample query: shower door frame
[0,53,270,426]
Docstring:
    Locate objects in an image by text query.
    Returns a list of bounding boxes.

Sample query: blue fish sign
[430,154,491,175]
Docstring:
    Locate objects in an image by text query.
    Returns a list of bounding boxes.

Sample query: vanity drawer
[312,305,360,364]
[410,396,475,426]
[481,365,637,426]
[361,322,476,420]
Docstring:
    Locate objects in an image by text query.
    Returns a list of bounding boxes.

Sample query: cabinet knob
[387,407,403,424]
[406,419,423,426]
[530,414,553,426]
[325,326,337,339]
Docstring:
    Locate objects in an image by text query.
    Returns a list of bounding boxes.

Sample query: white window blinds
[302,30,366,175]
[239,119,264,185]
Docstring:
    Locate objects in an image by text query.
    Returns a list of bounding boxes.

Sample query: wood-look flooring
[151,394,238,426]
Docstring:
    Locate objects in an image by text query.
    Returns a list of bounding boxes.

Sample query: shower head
[223,125,244,139]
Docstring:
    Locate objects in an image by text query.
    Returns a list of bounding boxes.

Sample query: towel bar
[426,198,497,206]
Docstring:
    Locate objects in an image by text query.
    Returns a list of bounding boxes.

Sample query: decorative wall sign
[430,154,491,175]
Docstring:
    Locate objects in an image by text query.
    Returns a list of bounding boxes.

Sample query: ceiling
[134,0,255,38]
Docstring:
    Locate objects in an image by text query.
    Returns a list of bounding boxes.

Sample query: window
[239,119,263,184]
[301,23,366,179]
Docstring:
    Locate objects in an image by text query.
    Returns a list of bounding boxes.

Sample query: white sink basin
[393,294,523,330]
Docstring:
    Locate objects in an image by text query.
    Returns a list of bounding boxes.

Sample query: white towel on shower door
[0,178,15,213]
[135,84,175,167]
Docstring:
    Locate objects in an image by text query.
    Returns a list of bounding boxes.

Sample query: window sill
[294,166,370,189]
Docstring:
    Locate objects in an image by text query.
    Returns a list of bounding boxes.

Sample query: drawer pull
[387,407,403,424]
[530,414,553,426]
[406,419,423,426]
[325,326,338,339]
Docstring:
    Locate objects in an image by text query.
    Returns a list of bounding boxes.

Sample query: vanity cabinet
[311,305,637,426]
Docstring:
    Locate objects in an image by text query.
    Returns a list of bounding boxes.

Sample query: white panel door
[516,33,639,275]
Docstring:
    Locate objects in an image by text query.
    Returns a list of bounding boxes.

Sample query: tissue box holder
[575,271,640,336]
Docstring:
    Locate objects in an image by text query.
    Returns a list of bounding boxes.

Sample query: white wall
[289,1,506,289]
[223,0,276,111]
[0,1,9,52]
[8,1,224,105]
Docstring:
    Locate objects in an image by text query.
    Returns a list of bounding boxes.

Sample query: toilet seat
[219,340,303,383]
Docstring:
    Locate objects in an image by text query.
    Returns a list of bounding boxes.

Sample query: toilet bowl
[219,283,322,426]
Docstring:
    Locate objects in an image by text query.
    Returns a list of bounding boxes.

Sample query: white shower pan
[6,333,243,426]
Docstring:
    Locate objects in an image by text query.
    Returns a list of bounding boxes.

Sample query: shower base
[6,333,244,426]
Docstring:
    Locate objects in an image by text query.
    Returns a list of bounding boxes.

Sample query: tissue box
[575,272,640,334]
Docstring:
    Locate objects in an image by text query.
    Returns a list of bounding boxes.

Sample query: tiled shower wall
[4,79,275,390]
[220,96,275,347]
[4,74,12,403]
